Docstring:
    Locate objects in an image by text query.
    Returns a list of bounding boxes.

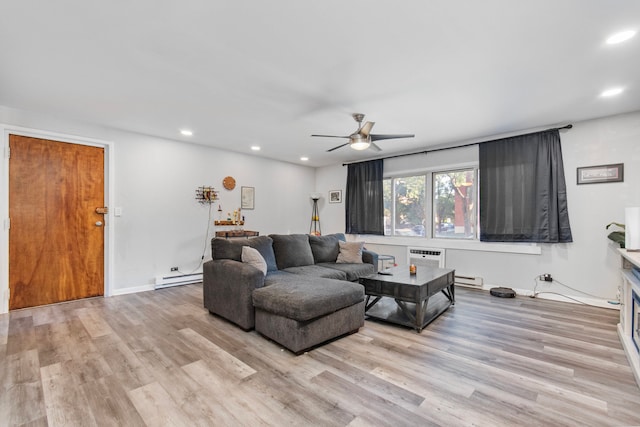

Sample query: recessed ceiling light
[250,145,261,151]
[606,30,636,45]
[180,129,193,136]
[601,87,624,97]
[300,157,309,161]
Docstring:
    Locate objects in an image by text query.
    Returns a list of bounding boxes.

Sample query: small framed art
[577,163,624,185]
[329,190,342,203]
[241,186,255,209]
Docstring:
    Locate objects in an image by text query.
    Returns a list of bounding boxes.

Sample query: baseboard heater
[454,275,484,289]
[154,273,203,289]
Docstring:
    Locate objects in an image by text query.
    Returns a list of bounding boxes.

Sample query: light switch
[114,207,123,217]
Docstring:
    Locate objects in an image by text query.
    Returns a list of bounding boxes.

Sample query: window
[384,168,477,239]
[384,175,426,237]
[433,169,477,239]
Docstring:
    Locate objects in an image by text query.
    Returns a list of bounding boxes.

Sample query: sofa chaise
[203,233,378,353]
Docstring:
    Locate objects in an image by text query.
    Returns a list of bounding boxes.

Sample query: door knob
[95,221,103,227]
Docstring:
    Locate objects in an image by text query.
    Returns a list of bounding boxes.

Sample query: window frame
[432,167,479,240]
[383,174,428,237]
[383,165,479,240]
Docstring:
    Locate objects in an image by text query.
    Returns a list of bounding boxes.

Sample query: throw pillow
[269,234,315,270]
[241,246,267,276]
[309,234,341,263]
[247,236,278,272]
[336,241,364,264]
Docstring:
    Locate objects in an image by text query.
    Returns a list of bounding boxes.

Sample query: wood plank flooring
[1,284,640,426]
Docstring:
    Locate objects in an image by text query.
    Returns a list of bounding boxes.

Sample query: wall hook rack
[195,186,219,204]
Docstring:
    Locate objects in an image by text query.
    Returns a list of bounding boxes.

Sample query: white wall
[0,106,315,299]
[111,133,314,290]
[2,105,639,306]
[314,164,346,233]
[316,111,640,303]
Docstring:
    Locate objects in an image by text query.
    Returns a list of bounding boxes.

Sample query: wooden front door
[8,134,105,310]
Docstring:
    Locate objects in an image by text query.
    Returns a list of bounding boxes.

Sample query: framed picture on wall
[241,186,255,209]
[577,163,624,185]
[329,190,342,203]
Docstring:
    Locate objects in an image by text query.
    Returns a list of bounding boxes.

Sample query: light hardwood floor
[1,284,640,426]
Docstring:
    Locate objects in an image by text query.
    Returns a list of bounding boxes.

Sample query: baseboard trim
[110,284,154,296]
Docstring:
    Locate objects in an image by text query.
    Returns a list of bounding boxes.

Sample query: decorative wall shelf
[214,220,245,226]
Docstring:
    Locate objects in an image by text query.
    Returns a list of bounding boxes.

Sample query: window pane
[433,169,476,239]
[383,178,392,235]
[393,175,426,237]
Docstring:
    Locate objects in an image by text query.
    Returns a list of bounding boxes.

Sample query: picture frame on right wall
[577,163,624,185]
[241,186,255,209]
[329,190,342,203]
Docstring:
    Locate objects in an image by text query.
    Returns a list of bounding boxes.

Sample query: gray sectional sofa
[203,233,378,353]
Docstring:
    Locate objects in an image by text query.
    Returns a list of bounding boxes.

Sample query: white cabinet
[619,249,640,388]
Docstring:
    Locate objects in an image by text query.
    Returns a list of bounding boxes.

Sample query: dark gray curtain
[479,129,572,243]
[345,159,384,235]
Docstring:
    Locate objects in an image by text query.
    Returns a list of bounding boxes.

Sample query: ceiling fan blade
[370,133,415,142]
[369,142,382,152]
[327,142,350,152]
[359,121,375,137]
[311,134,350,138]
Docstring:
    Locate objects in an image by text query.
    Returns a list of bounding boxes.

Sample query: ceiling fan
[311,113,415,152]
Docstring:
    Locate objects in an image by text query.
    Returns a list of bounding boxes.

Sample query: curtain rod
[342,124,573,166]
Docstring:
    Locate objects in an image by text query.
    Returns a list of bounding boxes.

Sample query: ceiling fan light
[350,134,370,150]
[351,141,371,150]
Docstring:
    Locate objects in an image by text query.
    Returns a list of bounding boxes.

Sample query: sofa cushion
[241,246,267,276]
[333,233,347,242]
[309,234,341,263]
[282,265,347,280]
[249,237,278,272]
[252,277,364,322]
[270,234,314,269]
[211,236,277,272]
[317,262,375,281]
[264,270,297,286]
[336,241,364,264]
[211,237,241,260]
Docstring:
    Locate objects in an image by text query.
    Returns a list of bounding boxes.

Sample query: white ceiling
[1,1,639,167]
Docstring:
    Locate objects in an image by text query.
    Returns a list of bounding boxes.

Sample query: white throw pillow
[336,241,364,264]
[241,246,267,276]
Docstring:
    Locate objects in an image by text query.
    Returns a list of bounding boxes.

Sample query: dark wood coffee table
[359,265,455,332]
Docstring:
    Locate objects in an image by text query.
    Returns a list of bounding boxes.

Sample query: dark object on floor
[490,287,516,298]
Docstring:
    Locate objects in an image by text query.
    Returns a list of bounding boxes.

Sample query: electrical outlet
[170,266,179,272]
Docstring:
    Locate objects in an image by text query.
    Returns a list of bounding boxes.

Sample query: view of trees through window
[384,175,426,236]
[384,168,477,239]
[433,169,476,238]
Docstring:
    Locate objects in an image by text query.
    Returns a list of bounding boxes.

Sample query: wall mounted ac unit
[407,247,445,268]
[407,247,483,289]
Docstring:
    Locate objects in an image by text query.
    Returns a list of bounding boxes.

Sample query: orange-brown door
[8,134,105,310]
